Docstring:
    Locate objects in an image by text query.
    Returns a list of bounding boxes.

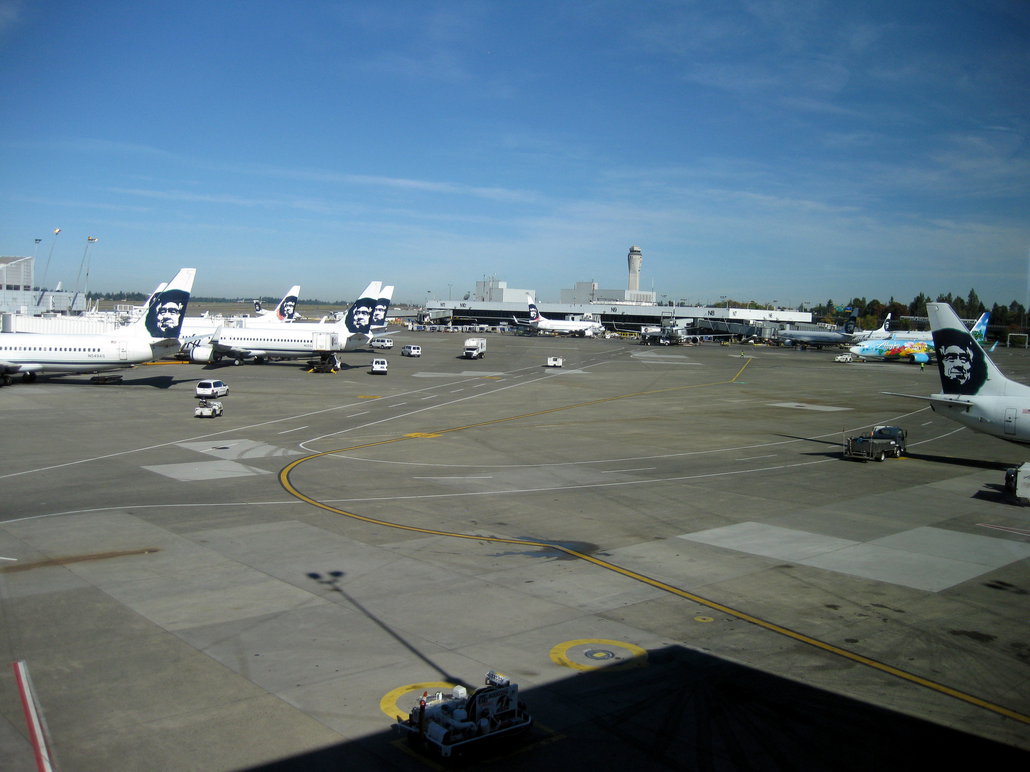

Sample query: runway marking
[276,426,309,434]
[601,467,656,474]
[736,454,775,461]
[278,359,1029,728]
[412,476,493,480]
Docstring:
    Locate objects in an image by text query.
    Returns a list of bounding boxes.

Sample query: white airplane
[186,281,393,366]
[525,295,605,337]
[851,312,988,363]
[0,267,196,385]
[886,302,1030,444]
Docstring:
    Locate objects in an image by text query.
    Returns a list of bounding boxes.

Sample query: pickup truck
[843,425,907,462]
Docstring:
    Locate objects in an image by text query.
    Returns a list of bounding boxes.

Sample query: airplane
[185,281,393,366]
[850,312,988,363]
[777,310,899,348]
[0,268,196,385]
[884,302,1030,444]
[523,295,605,337]
[253,285,301,321]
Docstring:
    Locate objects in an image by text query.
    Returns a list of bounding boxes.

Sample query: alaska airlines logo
[345,293,376,334]
[145,289,189,338]
[277,295,298,321]
[932,328,988,395]
[528,304,540,322]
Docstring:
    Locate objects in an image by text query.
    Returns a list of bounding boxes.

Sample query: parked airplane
[524,295,605,337]
[185,281,393,366]
[778,310,894,348]
[851,312,988,363]
[0,268,196,385]
[885,303,1030,444]
[254,285,301,321]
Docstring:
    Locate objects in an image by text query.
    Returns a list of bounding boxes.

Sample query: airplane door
[119,342,129,360]
[1005,407,1017,436]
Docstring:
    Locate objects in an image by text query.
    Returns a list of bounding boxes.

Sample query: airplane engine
[189,344,216,363]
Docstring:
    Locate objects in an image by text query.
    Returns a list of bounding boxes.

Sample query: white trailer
[463,337,486,359]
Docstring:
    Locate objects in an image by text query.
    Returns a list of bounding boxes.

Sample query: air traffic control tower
[627,245,642,291]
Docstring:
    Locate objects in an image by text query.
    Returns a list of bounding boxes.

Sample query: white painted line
[450,389,464,393]
[393,402,407,407]
[277,426,309,434]
[602,467,657,474]
[737,454,776,461]
[1,556,17,561]
[347,412,369,418]
[421,396,436,400]
[412,476,494,480]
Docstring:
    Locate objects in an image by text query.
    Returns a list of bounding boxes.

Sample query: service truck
[843,425,907,462]
[463,337,486,359]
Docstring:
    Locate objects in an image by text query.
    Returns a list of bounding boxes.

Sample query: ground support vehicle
[463,338,486,359]
[371,338,393,349]
[195,379,229,398]
[546,356,564,367]
[834,353,853,362]
[1004,462,1030,503]
[394,671,532,758]
[843,425,907,462]
[370,358,388,374]
[194,399,223,418]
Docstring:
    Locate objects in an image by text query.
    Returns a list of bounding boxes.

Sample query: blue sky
[1,1,1028,307]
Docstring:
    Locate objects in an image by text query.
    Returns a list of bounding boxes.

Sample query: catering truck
[463,338,486,359]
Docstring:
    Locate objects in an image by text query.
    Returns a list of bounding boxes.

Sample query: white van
[370,358,388,374]
[401,345,422,357]
[370,338,393,349]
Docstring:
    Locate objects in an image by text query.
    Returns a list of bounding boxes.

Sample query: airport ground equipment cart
[194,399,223,418]
[546,357,564,367]
[843,425,906,462]
[394,670,532,758]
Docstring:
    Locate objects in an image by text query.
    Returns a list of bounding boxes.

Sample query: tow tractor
[394,670,532,758]
[193,399,224,418]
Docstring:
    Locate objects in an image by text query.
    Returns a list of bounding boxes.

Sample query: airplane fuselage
[930,393,1030,444]
[0,333,160,376]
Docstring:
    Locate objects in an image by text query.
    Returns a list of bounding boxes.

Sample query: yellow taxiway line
[278,358,1030,727]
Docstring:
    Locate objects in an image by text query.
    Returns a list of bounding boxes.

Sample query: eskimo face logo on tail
[278,296,298,321]
[933,328,988,395]
[345,295,376,334]
[145,289,189,338]
[371,295,390,327]
[528,304,540,322]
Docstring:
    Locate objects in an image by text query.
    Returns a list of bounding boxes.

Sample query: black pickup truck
[843,425,907,462]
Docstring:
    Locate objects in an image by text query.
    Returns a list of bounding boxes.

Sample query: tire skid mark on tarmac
[279,358,1030,728]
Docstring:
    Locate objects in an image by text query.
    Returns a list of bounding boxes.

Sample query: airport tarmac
[1,332,1028,771]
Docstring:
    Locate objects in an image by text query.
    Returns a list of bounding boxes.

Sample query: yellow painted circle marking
[549,639,648,671]
[379,681,455,720]
[694,615,715,623]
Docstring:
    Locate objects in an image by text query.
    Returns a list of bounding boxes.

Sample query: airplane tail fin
[928,302,1007,397]
[527,294,543,323]
[371,285,394,329]
[842,308,859,335]
[129,268,196,340]
[273,285,301,321]
[970,311,989,343]
[340,281,384,335]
